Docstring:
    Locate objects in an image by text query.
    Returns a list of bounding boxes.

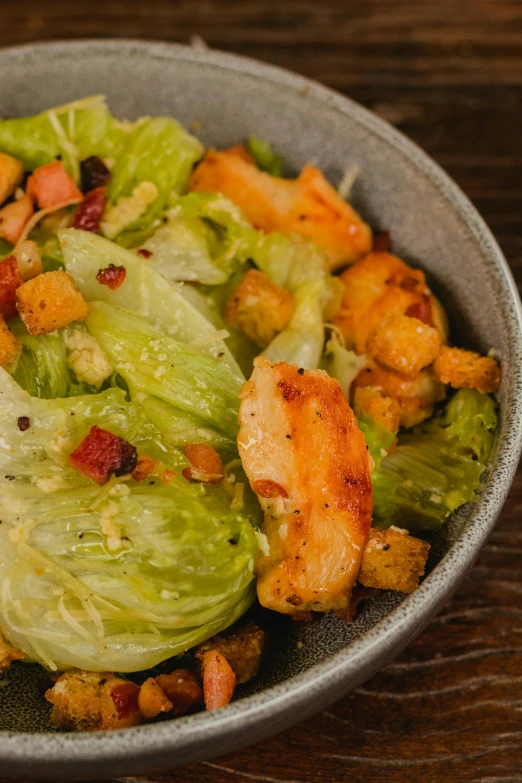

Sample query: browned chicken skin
[238,357,373,614]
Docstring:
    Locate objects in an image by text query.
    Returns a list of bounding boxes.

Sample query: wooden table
[1,1,522,781]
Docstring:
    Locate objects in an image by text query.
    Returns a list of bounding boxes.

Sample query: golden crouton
[433,345,501,394]
[0,152,24,206]
[14,240,43,281]
[353,385,401,434]
[0,630,23,674]
[224,269,294,348]
[190,148,372,270]
[366,314,441,377]
[195,624,265,685]
[16,270,89,336]
[138,677,173,719]
[45,669,141,731]
[0,193,34,245]
[0,316,21,368]
[358,527,430,593]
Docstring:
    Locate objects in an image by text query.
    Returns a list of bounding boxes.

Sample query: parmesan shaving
[338,164,361,201]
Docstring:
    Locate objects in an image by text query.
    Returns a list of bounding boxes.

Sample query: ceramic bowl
[1,39,521,782]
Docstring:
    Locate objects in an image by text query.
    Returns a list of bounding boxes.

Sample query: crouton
[0,152,24,206]
[201,650,236,710]
[195,624,265,685]
[224,269,294,348]
[433,345,501,394]
[366,314,441,377]
[353,385,401,434]
[0,630,23,674]
[189,149,372,270]
[358,527,430,593]
[0,316,21,368]
[138,677,173,719]
[0,193,34,245]
[14,239,43,281]
[26,161,82,210]
[16,270,89,335]
[353,361,446,429]
[182,443,224,485]
[0,255,24,320]
[45,669,141,731]
[132,454,158,483]
[155,669,203,717]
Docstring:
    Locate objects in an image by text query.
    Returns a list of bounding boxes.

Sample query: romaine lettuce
[9,319,70,399]
[247,136,282,177]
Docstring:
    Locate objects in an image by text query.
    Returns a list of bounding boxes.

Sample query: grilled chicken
[238,357,373,614]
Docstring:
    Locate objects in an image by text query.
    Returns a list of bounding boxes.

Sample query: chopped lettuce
[369,389,498,532]
[0,369,257,671]
[247,135,282,177]
[320,340,367,398]
[9,319,70,399]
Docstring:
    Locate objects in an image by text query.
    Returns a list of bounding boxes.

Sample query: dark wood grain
[1,1,522,781]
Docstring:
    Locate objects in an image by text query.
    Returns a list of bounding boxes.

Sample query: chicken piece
[26,161,83,210]
[352,361,445,429]
[0,630,23,675]
[238,357,373,614]
[195,624,265,685]
[358,527,431,593]
[16,270,89,335]
[138,677,173,719]
[366,314,441,377]
[155,669,203,717]
[202,650,236,711]
[14,240,43,281]
[0,315,21,368]
[0,152,24,206]
[45,669,141,731]
[224,269,294,348]
[353,386,401,435]
[182,443,224,484]
[0,193,34,245]
[0,255,24,320]
[433,346,500,394]
[189,148,372,270]
[333,251,448,353]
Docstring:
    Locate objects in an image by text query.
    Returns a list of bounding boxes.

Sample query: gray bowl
[1,39,521,782]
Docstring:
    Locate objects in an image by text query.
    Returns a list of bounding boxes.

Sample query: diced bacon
[73,187,107,233]
[95,263,127,290]
[132,455,157,482]
[137,248,153,259]
[0,255,24,320]
[182,444,224,484]
[0,194,34,245]
[109,681,140,720]
[202,651,236,711]
[405,294,434,326]
[68,425,138,485]
[155,670,204,717]
[80,156,111,192]
[26,161,82,210]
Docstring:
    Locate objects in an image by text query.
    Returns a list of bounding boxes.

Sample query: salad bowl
[0,39,521,781]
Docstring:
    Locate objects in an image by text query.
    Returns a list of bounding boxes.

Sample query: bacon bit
[26,161,83,210]
[182,444,224,485]
[251,479,288,499]
[73,187,107,233]
[68,426,138,485]
[372,231,391,252]
[138,248,153,259]
[17,416,30,432]
[110,681,140,720]
[80,156,111,192]
[0,256,24,320]
[202,651,236,711]
[95,263,127,290]
[137,677,173,719]
[277,379,301,402]
[132,455,157,483]
[156,670,204,717]
[0,195,34,246]
[406,295,434,326]
[334,586,384,623]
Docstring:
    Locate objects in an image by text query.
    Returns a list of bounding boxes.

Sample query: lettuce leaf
[370,389,498,532]
[247,136,282,177]
[320,340,367,398]
[9,319,70,399]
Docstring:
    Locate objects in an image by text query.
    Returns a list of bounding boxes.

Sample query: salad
[0,97,500,731]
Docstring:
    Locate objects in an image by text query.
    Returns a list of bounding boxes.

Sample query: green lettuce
[247,135,282,177]
[320,340,367,398]
[9,320,70,399]
[369,389,498,532]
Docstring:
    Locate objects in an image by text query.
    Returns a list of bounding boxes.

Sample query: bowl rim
[1,37,522,779]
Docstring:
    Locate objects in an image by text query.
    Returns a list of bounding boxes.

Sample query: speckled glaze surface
[0,40,521,781]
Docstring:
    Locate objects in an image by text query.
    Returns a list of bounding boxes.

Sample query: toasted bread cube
[0,255,24,320]
[16,270,89,335]
[0,153,24,206]
[433,345,500,394]
[366,314,441,377]
[26,160,82,210]
[137,677,173,719]
[353,385,401,434]
[358,527,430,593]
[224,269,294,348]
[195,624,265,685]
[0,316,21,368]
[0,193,34,245]
[14,240,43,281]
